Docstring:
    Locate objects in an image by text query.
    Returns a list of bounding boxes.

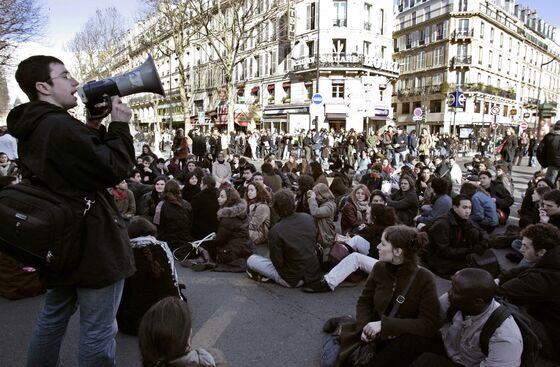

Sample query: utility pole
[536,56,557,140]
[314,0,320,130]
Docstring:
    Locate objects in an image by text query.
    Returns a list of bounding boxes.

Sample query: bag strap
[479,305,511,356]
[388,268,419,318]
[152,201,165,225]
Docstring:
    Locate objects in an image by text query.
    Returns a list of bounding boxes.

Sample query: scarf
[112,188,128,201]
[353,198,370,224]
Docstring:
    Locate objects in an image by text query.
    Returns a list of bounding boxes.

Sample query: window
[404,55,411,71]
[332,80,344,98]
[457,44,468,60]
[478,46,483,65]
[307,41,315,57]
[474,100,481,113]
[332,39,346,57]
[458,0,468,11]
[379,9,385,35]
[490,28,494,43]
[458,19,469,35]
[500,32,503,48]
[477,72,482,84]
[406,34,411,49]
[333,0,347,27]
[364,41,371,56]
[424,6,430,21]
[417,51,425,69]
[381,46,386,58]
[411,11,417,26]
[430,99,442,112]
[436,22,444,40]
[508,37,512,51]
[402,102,411,114]
[306,2,316,30]
[364,3,372,30]
[488,50,493,67]
[498,55,502,71]
[419,28,425,44]
[434,46,444,65]
[480,22,484,38]
[305,83,313,100]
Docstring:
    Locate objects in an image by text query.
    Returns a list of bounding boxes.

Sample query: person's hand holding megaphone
[87,96,131,129]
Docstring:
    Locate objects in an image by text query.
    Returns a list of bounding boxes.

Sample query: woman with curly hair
[341,184,371,235]
[245,182,272,246]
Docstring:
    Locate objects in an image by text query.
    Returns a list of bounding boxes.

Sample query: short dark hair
[478,170,492,179]
[129,169,140,178]
[460,182,478,198]
[16,55,63,101]
[542,189,560,206]
[369,190,387,203]
[431,177,450,196]
[243,163,256,174]
[521,223,560,252]
[261,162,274,175]
[201,174,216,188]
[138,297,192,366]
[127,217,157,238]
[452,194,471,207]
[273,189,296,218]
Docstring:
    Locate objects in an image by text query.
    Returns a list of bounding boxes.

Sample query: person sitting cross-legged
[245,190,322,287]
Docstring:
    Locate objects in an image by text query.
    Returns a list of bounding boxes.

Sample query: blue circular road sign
[312,93,323,104]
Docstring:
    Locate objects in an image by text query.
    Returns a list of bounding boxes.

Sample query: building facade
[393,0,560,137]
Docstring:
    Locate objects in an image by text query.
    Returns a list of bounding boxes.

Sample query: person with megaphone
[5,54,163,367]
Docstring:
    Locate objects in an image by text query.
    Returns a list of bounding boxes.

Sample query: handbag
[467,249,501,277]
[496,208,508,225]
[0,181,93,274]
[496,139,507,154]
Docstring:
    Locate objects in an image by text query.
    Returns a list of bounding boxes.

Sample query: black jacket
[156,200,193,250]
[498,246,560,362]
[269,212,322,287]
[537,130,560,168]
[501,135,517,163]
[7,101,135,288]
[487,181,514,214]
[213,202,252,264]
[191,187,219,239]
[387,190,419,226]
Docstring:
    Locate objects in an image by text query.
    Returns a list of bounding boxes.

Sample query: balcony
[450,55,472,68]
[450,83,516,100]
[333,19,347,27]
[451,28,474,41]
[523,97,539,106]
[395,85,443,98]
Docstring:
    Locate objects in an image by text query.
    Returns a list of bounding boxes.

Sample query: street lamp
[314,0,320,130]
[536,55,558,140]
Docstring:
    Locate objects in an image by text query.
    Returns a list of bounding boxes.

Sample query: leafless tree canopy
[66,7,127,81]
[0,0,46,66]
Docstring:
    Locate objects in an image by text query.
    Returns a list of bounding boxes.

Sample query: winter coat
[138,191,161,219]
[518,188,540,228]
[112,189,136,219]
[155,200,193,250]
[181,183,201,203]
[501,135,518,163]
[487,181,514,214]
[416,194,452,228]
[537,130,560,168]
[0,161,18,177]
[263,172,282,193]
[425,211,488,277]
[340,200,368,235]
[387,190,419,226]
[212,161,232,186]
[470,191,498,227]
[248,202,271,245]
[418,134,433,156]
[167,347,228,367]
[497,246,560,362]
[125,179,152,205]
[214,201,252,264]
[269,212,322,287]
[172,136,188,159]
[308,197,337,247]
[7,101,135,288]
[338,262,439,364]
[191,187,219,240]
[192,135,207,157]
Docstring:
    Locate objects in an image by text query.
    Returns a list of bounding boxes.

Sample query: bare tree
[0,0,46,66]
[141,0,199,131]
[0,67,10,122]
[186,0,287,133]
[65,7,127,81]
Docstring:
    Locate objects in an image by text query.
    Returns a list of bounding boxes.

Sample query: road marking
[191,295,245,347]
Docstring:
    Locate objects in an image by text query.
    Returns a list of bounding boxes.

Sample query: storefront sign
[293,54,399,75]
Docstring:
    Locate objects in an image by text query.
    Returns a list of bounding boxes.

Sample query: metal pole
[493,114,497,154]
[169,55,172,132]
[536,56,557,140]
[314,0,320,130]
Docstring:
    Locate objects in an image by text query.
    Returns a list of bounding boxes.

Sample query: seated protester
[302,206,397,293]
[381,157,395,176]
[424,195,488,278]
[448,156,462,185]
[111,180,136,220]
[229,154,241,177]
[497,223,560,363]
[212,151,232,190]
[246,190,322,287]
[495,164,514,196]
[174,160,199,185]
[245,182,272,246]
[281,154,298,174]
[518,178,554,228]
[360,163,385,193]
[308,183,337,248]
[153,180,193,251]
[355,150,371,176]
[251,172,272,194]
[433,155,451,182]
[310,160,329,186]
[540,189,560,229]
[422,156,435,171]
[341,184,371,235]
[138,297,227,367]
[412,268,522,367]
[234,163,256,198]
[138,176,168,218]
[166,156,184,177]
[329,176,350,215]
[138,144,158,161]
[194,187,252,271]
[181,171,201,203]
[337,226,440,367]
[328,151,343,173]
[334,164,355,189]
[460,182,498,232]
[126,169,153,204]
[295,174,315,214]
[416,166,434,205]
[153,158,169,177]
[0,152,18,177]
[386,175,419,227]
[415,177,452,229]
[261,162,282,193]
[140,156,157,184]
[190,175,219,240]
[478,170,514,221]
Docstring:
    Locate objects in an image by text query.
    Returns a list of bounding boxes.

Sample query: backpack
[447,299,541,367]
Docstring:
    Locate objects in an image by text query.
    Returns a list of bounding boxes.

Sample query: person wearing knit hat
[537,120,560,185]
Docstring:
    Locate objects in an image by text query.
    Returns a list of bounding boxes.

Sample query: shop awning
[326,113,347,120]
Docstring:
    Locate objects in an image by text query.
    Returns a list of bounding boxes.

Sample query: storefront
[262,106,310,133]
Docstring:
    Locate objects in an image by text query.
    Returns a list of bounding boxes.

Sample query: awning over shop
[263,106,310,116]
[326,113,347,120]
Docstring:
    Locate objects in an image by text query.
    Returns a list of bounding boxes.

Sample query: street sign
[510,108,517,116]
[448,91,465,108]
[492,121,498,129]
[312,93,323,105]
[520,121,529,130]
[491,106,500,115]
[523,112,530,118]
[413,107,423,117]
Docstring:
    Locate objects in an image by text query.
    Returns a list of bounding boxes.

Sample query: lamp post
[314,0,320,130]
[536,56,558,140]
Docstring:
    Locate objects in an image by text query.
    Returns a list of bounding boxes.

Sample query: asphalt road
[0,157,556,367]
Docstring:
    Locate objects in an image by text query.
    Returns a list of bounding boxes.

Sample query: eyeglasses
[45,72,73,82]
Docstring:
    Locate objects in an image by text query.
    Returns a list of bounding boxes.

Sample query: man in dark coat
[425,195,488,277]
[478,170,514,217]
[497,223,560,363]
[7,55,135,365]
[190,175,219,240]
[537,120,560,185]
[246,190,322,287]
[189,128,206,161]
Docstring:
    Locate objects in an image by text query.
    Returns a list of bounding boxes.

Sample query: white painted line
[191,295,245,347]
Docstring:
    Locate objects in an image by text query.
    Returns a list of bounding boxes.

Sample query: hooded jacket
[6,101,135,288]
[536,129,560,168]
[214,201,252,264]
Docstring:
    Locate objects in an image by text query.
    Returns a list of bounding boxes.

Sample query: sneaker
[246,268,270,283]
[302,278,332,293]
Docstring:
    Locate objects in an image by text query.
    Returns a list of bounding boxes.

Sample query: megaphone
[77,54,165,119]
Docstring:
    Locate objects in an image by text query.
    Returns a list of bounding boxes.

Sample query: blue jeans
[27,280,124,367]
